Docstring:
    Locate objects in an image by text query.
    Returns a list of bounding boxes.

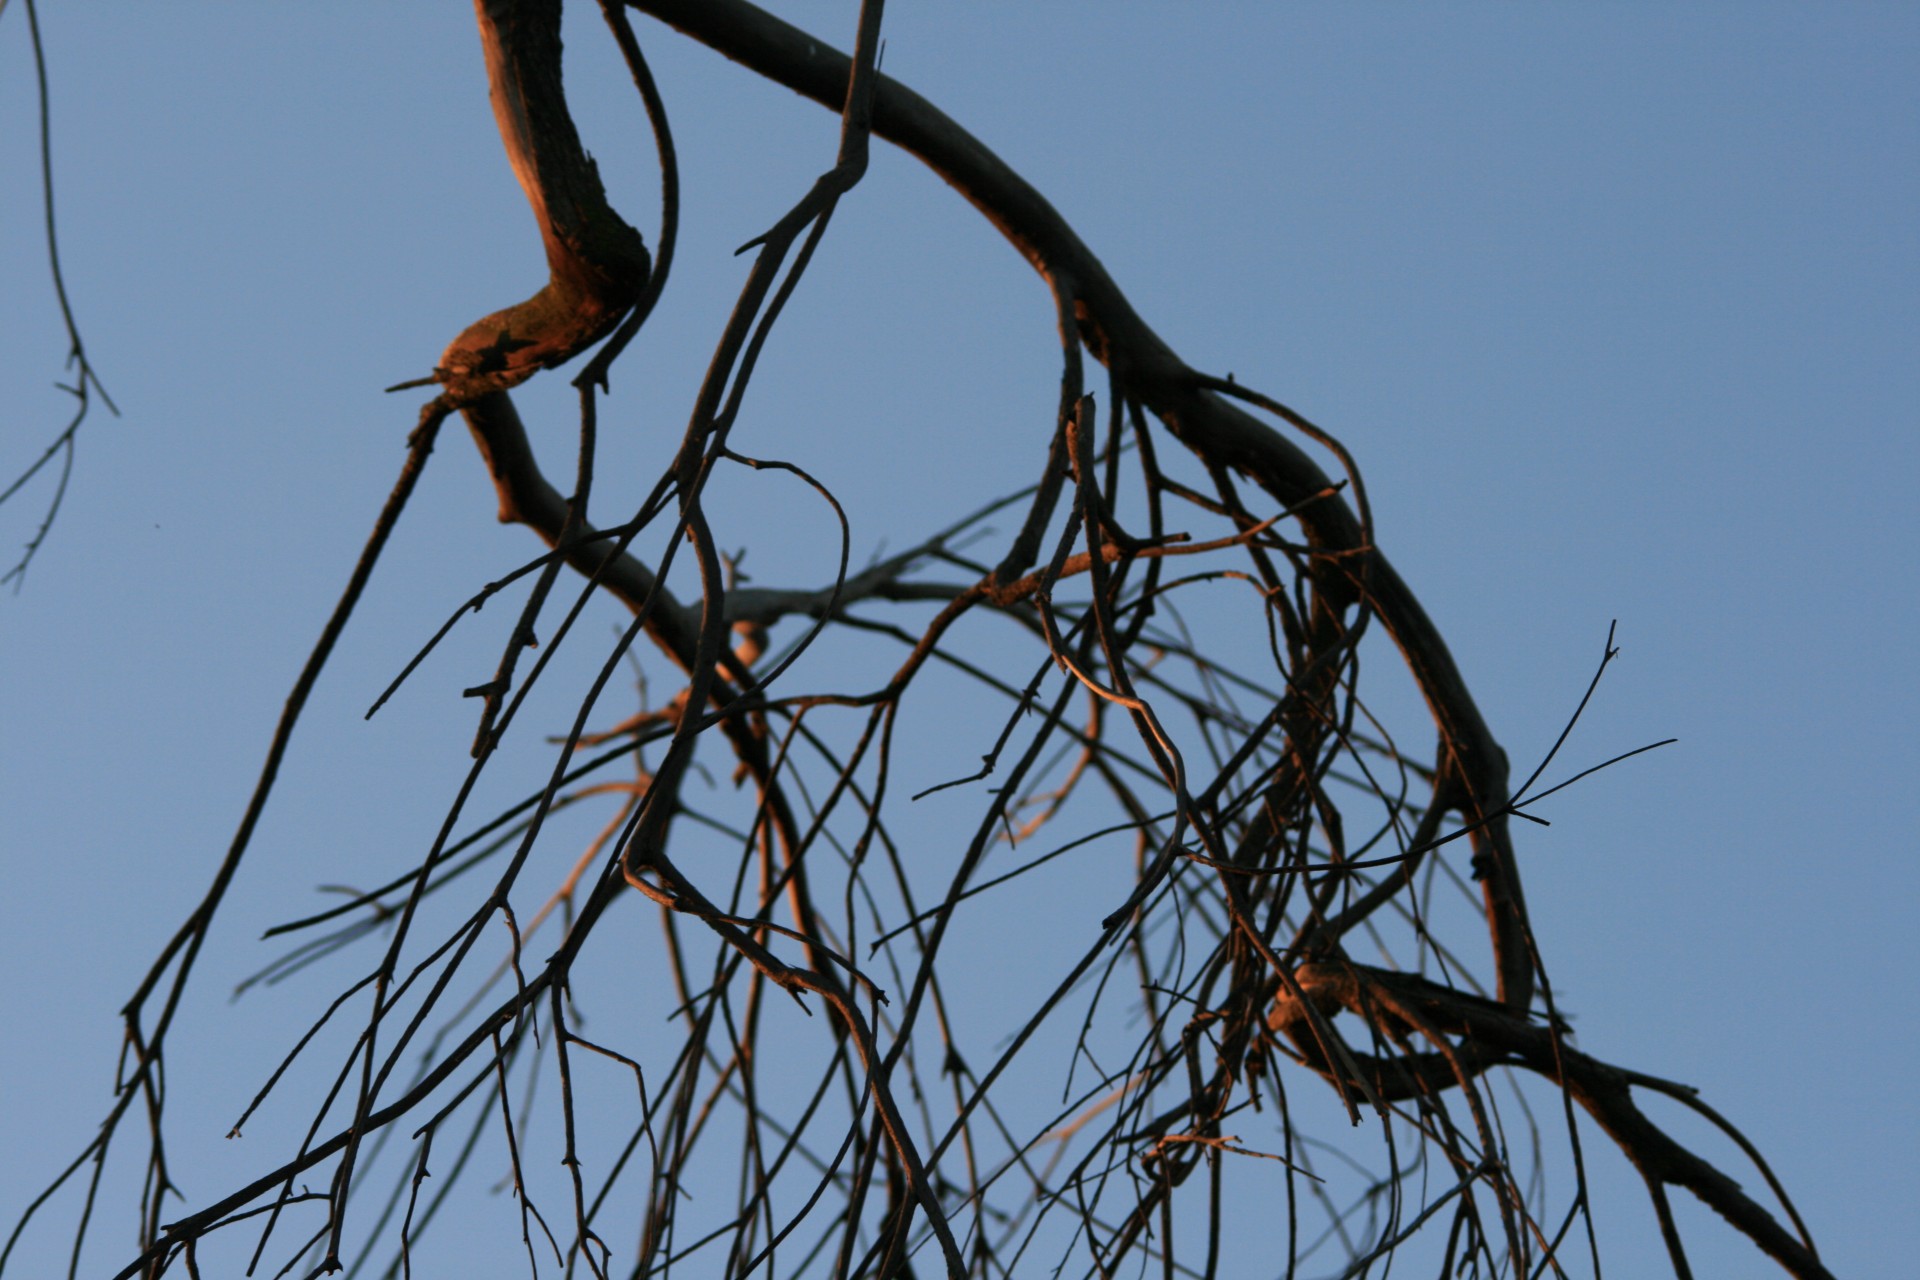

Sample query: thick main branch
[436,0,652,402]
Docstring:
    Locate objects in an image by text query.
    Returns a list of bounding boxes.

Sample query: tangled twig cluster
[3,3,1830,1279]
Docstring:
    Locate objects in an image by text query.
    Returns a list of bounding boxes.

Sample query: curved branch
[626,0,1528,1011]
[1269,963,1834,1280]
[430,0,652,403]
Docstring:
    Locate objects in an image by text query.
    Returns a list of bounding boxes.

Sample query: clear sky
[3,4,1914,1278]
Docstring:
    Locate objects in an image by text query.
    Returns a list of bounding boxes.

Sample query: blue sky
[3,4,1914,1277]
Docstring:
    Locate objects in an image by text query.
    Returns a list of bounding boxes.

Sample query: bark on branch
[434,0,652,403]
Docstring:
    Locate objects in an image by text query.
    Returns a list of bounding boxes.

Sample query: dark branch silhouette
[3,3,1831,1279]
